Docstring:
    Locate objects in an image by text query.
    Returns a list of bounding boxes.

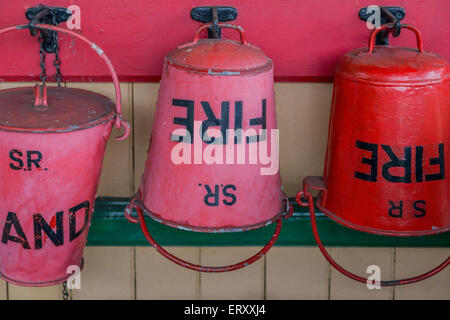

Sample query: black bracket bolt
[359,6,405,46]
[191,6,238,39]
[26,4,72,53]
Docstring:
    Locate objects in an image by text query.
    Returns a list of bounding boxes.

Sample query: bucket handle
[367,24,424,54]
[296,176,450,286]
[125,193,293,272]
[0,24,130,141]
[179,23,247,48]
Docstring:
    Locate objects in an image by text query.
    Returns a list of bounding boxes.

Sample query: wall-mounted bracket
[359,6,405,45]
[191,6,238,39]
[25,4,72,53]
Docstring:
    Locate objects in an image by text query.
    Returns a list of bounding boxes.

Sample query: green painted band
[87,197,450,247]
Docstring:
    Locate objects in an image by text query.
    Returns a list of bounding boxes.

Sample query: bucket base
[135,200,284,233]
[317,197,450,237]
[0,258,84,288]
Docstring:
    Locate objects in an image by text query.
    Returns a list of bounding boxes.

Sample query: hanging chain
[54,45,63,87]
[62,282,69,300]
[37,30,63,86]
[51,10,63,87]
[38,33,47,85]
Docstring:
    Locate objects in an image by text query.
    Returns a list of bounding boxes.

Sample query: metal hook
[26,4,72,53]
[359,6,406,45]
[380,7,401,38]
[190,6,238,39]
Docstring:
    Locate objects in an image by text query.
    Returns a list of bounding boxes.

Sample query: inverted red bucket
[0,24,129,286]
[126,7,292,272]
[297,21,450,286]
[314,24,449,236]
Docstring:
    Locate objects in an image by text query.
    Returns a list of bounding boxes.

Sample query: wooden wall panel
[136,247,200,299]
[0,280,7,300]
[329,248,395,300]
[0,82,62,89]
[72,246,135,300]
[394,248,450,300]
[266,247,329,299]
[200,247,265,299]
[1,246,449,299]
[8,284,63,300]
[275,83,332,196]
[133,83,159,192]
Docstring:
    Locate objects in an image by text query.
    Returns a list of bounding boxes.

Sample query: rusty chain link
[38,33,47,85]
[62,282,69,300]
[37,30,63,86]
[53,45,63,86]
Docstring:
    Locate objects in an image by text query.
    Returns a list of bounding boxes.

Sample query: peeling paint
[207,69,240,76]
[91,43,104,56]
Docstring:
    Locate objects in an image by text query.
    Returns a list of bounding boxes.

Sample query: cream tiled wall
[1,247,448,300]
[0,82,448,299]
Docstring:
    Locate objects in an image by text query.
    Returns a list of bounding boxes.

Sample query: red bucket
[0,24,129,286]
[297,25,449,286]
[126,22,292,272]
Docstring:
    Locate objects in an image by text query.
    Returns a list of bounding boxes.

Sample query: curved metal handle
[125,195,292,272]
[0,24,130,141]
[192,23,247,45]
[296,185,450,286]
[368,24,424,54]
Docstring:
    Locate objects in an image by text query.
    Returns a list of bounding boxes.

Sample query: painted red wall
[0,0,448,82]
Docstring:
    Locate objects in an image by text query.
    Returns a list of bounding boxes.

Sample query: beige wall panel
[0,82,64,89]
[329,247,394,300]
[266,247,329,299]
[66,82,133,197]
[72,246,134,300]
[136,247,200,299]
[200,247,265,299]
[8,284,62,300]
[395,248,450,300]
[132,83,159,192]
[0,82,32,89]
[275,83,333,197]
[0,280,7,300]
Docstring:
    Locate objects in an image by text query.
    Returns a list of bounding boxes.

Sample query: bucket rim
[0,86,116,133]
[133,199,283,233]
[0,258,84,287]
[316,194,450,237]
[0,116,115,133]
